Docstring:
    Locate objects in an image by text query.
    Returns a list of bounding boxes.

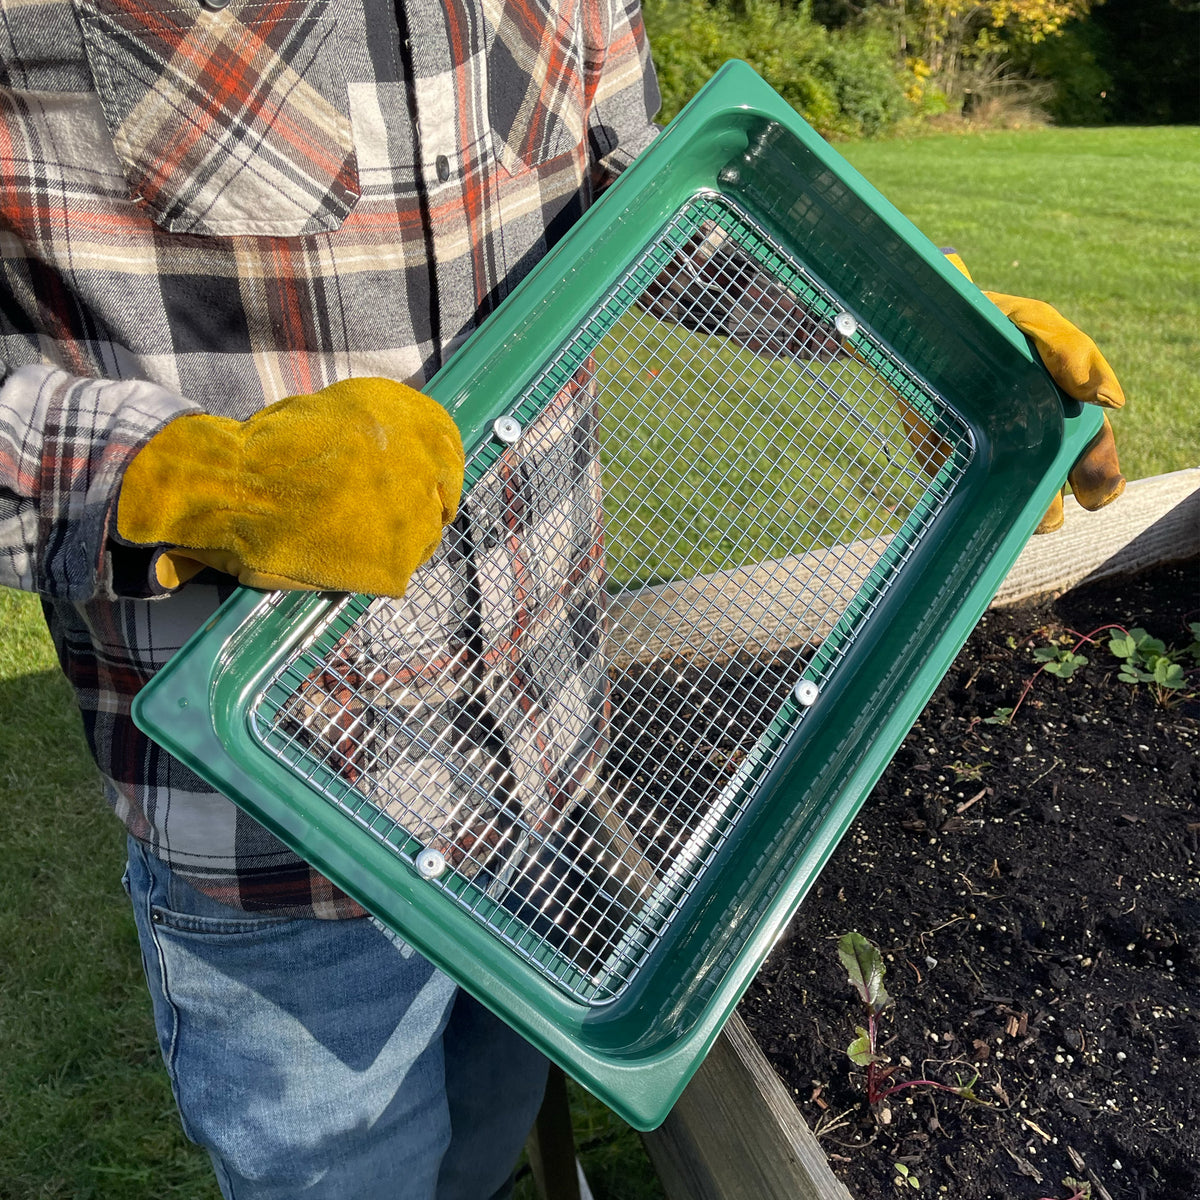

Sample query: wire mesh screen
[247,193,973,1004]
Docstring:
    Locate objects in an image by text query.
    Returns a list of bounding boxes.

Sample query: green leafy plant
[893,1161,921,1190]
[1032,644,1088,679]
[983,623,1125,725]
[1108,623,1200,707]
[838,932,985,1110]
[643,0,921,135]
[982,617,1199,727]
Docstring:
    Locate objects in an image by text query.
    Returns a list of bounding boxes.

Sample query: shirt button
[200,0,230,9]
[435,154,450,182]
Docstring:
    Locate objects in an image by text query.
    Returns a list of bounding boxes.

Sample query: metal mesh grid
[248,193,973,1004]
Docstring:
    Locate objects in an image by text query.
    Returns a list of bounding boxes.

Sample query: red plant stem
[864,1010,885,1104]
[862,1009,978,1105]
[1005,623,1129,724]
[873,1075,971,1102]
[1066,623,1129,648]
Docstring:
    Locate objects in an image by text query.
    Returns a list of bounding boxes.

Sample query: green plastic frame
[134,61,1102,1129]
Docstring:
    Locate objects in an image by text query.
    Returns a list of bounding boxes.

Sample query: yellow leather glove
[117,377,465,596]
[942,251,1127,533]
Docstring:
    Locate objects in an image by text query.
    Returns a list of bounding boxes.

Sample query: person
[0,2,1125,1196]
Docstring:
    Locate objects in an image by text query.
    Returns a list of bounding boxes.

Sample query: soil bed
[738,557,1199,1200]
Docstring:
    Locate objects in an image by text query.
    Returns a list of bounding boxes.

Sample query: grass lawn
[595,305,943,591]
[1,124,1195,1198]
[840,125,1200,483]
[0,589,220,1198]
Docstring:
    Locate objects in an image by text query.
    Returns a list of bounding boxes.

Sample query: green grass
[0,589,219,1198]
[2,124,1195,1197]
[839,126,1200,482]
[594,305,944,591]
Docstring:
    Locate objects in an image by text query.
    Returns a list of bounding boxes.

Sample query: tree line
[643,0,1199,138]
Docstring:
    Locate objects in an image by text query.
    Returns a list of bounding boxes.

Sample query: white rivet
[416,848,446,879]
[834,311,858,338]
[493,416,522,445]
[794,679,819,706]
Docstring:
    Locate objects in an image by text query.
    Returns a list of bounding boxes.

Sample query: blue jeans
[124,838,548,1200]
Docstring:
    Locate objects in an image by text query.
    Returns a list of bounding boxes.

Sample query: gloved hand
[942,251,1126,533]
[117,377,465,596]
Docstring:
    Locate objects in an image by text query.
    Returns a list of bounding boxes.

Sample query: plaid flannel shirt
[0,0,659,914]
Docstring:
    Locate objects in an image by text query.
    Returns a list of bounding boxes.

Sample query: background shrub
[1016,19,1111,126]
[646,1,1199,135]
[1085,0,1200,124]
[817,26,926,137]
[643,0,920,138]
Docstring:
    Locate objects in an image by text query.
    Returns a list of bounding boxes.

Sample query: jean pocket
[485,0,586,175]
[149,903,296,937]
[76,0,359,236]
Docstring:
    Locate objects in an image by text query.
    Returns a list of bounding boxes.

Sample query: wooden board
[604,470,1200,666]
[991,469,1200,606]
[639,1014,855,1200]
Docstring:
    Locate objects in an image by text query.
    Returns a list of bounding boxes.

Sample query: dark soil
[738,556,1200,1200]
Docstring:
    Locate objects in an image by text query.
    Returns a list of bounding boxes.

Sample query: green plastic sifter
[133,62,1104,1129]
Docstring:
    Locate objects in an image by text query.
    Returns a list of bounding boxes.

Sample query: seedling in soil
[1032,644,1088,679]
[981,623,1127,726]
[1039,1179,1091,1200]
[947,760,986,783]
[837,932,986,1110]
[1108,623,1200,707]
[893,1162,921,1189]
[983,620,1200,726]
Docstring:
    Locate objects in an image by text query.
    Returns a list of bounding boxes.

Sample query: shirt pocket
[485,0,587,175]
[75,0,359,237]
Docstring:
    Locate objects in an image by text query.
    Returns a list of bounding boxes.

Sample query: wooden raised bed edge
[990,468,1199,607]
[604,469,1200,670]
